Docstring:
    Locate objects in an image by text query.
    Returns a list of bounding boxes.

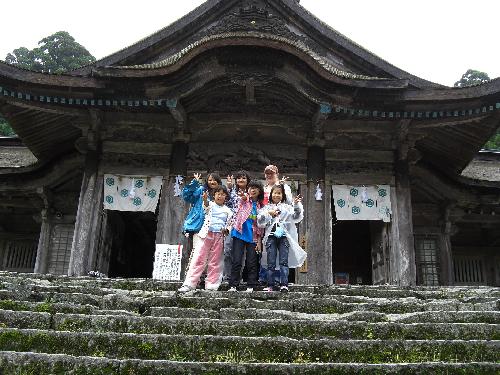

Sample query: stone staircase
[0,271,498,374]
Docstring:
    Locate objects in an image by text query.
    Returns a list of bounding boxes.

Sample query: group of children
[177,165,306,293]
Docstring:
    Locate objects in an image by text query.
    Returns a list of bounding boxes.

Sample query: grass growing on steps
[0,329,498,364]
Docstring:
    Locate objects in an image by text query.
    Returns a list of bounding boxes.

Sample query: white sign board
[152,244,183,281]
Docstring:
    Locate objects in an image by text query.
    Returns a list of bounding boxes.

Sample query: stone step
[0,309,497,340]
[2,271,498,299]
[0,351,498,375]
[3,281,499,308]
[1,289,497,315]
[53,313,500,340]
[1,297,496,325]
[215,307,500,324]
[0,298,496,326]
[0,328,498,363]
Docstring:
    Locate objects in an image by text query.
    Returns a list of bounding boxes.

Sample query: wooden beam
[102,141,172,155]
[325,149,394,163]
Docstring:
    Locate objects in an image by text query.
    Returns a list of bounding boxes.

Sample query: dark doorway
[107,211,157,278]
[331,218,373,285]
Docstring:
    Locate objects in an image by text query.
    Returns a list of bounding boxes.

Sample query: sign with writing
[152,244,183,281]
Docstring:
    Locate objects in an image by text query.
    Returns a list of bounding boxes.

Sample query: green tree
[453,70,498,150]
[483,129,500,150]
[5,31,95,73]
[0,116,15,136]
[454,69,490,87]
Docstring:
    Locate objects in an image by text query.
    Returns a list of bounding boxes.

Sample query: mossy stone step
[1,306,497,336]
[48,313,500,340]
[0,328,498,363]
[218,307,500,324]
[0,287,497,316]
[390,311,500,324]
[2,271,498,299]
[0,351,498,375]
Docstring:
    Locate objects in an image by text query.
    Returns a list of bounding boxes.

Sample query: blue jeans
[266,235,289,287]
[259,264,279,284]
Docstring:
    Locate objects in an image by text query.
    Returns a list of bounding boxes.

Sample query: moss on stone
[0,299,29,311]
[34,301,54,313]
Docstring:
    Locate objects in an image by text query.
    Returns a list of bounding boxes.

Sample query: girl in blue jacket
[182,172,222,264]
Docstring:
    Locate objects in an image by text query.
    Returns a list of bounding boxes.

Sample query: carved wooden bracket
[309,103,331,146]
[75,110,102,154]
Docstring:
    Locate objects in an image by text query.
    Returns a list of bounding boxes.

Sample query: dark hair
[234,170,251,188]
[213,185,229,202]
[247,180,265,204]
[269,184,287,204]
[204,173,222,197]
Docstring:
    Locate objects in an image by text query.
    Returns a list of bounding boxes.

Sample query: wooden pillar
[33,209,51,274]
[156,140,190,275]
[388,120,417,286]
[439,204,455,285]
[297,145,333,285]
[68,152,103,276]
[389,160,417,286]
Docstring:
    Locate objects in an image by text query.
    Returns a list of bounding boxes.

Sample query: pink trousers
[183,231,224,290]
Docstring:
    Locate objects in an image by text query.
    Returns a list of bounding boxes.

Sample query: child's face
[214,191,227,205]
[207,176,219,189]
[271,188,283,204]
[248,186,260,200]
[236,175,248,189]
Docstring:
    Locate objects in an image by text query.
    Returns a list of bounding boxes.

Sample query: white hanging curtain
[103,174,163,212]
[332,185,392,222]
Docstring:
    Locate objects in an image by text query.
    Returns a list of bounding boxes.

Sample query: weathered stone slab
[0,329,498,363]
[0,351,498,375]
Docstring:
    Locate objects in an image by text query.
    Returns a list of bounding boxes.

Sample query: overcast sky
[1,0,498,87]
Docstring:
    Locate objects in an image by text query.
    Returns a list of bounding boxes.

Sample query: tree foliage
[452,70,499,149]
[5,31,96,73]
[483,129,500,150]
[454,69,490,87]
[0,116,15,136]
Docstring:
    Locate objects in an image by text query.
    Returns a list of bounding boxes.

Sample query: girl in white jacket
[257,184,306,292]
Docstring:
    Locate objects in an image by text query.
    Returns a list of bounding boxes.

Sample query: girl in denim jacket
[257,184,306,292]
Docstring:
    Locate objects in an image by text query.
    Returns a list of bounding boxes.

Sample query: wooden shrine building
[0,0,499,286]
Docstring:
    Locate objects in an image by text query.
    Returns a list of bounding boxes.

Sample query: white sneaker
[265,287,274,292]
[177,285,194,293]
[245,287,254,292]
[228,287,237,292]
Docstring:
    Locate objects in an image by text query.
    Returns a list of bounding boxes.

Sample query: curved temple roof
[0,0,498,175]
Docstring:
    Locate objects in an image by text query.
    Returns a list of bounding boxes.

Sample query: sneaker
[264,287,274,292]
[280,286,289,293]
[245,287,254,292]
[228,287,237,292]
[177,285,194,293]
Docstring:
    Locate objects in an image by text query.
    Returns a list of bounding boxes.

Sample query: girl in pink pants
[178,186,233,292]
